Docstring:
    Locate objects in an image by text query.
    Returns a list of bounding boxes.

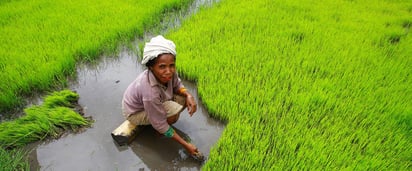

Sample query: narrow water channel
[27,47,225,170]
[26,0,224,170]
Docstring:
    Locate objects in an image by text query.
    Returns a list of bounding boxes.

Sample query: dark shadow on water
[130,126,202,170]
[26,47,225,171]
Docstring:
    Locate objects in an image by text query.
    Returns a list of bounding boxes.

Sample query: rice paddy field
[0,0,191,114]
[0,0,191,169]
[1,0,412,170]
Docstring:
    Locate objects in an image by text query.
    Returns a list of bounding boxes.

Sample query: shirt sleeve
[122,79,143,117]
[143,92,170,134]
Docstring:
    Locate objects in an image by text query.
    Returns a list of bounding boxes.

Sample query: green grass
[168,0,412,169]
[0,0,192,113]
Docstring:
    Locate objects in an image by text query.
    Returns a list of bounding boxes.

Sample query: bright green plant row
[0,0,192,113]
[0,90,91,148]
[169,0,412,169]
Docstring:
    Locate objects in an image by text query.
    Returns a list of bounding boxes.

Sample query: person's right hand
[186,143,205,161]
[185,143,199,155]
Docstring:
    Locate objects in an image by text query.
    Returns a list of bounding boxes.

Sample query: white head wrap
[142,35,176,65]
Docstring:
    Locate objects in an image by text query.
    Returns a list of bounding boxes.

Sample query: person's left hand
[186,95,197,116]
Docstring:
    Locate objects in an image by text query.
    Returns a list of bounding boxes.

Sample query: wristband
[164,127,174,138]
[179,87,187,94]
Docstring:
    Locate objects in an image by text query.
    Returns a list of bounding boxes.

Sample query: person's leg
[174,94,186,106]
[112,108,149,146]
[125,94,186,126]
[165,94,186,124]
[126,111,151,126]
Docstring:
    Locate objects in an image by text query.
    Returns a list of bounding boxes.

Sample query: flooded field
[26,48,225,170]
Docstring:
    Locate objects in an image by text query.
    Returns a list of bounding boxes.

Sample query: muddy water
[27,48,225,170]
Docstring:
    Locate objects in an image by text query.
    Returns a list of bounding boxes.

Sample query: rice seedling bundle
[169,0,412,169]
[0,90,91,148]
[0,147,30,171]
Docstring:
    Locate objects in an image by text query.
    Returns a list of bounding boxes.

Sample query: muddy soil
[26,48,225,170]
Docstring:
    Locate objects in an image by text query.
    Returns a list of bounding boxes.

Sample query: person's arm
[164,126,198,155]
[177,87,197,116]
[144,94,198,154]
[144,94,171,134]
[173,73,197,116]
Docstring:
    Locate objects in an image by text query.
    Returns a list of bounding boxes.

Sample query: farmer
[121,35,201,158]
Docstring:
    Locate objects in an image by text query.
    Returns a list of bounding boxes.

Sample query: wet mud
[27,48,225,170]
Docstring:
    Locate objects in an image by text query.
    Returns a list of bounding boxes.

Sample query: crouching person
[112,35,202,159]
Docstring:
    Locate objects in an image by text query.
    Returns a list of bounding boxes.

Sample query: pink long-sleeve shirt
[122,69,184,134]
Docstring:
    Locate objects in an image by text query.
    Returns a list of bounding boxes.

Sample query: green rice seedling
[47,107,90,130]
[168,0,412,169]
[0,90,91,148]
[43,89,79,108]
[0,0,194,167]
[0,0,193,114]
[0,148,30,171]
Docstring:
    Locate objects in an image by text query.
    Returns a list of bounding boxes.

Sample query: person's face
[149,53,176,85]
